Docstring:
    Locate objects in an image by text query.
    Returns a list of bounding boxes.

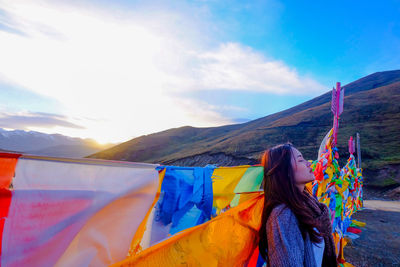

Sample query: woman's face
[290,147,315,188]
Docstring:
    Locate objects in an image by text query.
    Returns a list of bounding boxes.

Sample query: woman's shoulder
[267,203,299,226]
[266,203,304,251]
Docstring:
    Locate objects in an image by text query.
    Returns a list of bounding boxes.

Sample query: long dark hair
[258,143,322,262]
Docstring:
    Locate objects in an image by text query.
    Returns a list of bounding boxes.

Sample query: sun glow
[0,1,231,143]
[0,1,326,143]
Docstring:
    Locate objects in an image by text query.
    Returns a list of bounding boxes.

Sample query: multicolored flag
[0,154,160,267]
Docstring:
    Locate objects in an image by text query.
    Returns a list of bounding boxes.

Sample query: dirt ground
[344,199,400,266]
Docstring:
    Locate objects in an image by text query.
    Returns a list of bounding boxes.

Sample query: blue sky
[0,0,399,143]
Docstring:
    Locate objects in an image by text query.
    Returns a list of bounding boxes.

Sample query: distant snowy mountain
[0,128,115,158]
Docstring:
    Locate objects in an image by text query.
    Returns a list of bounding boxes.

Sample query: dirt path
[362,200,400,212]
[344,200,400,267]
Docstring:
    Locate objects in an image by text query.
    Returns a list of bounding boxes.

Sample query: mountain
[0,128,114,158]
[89,70,400,188]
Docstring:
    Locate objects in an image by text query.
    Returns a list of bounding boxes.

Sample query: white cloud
[0,111,85,130]
[0,0,325,143]
[195,43,325,94]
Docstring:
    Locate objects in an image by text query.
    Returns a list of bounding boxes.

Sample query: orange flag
[111,193,264,267]
[0,153,21,189]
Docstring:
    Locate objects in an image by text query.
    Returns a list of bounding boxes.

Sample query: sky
[0,0,399,144]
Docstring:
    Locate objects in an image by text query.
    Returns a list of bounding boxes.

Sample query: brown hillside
[89,70,400,188]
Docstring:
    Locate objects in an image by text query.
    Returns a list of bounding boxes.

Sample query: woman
[258,143,337,267]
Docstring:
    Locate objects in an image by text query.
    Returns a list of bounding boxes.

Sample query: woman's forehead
[291,147,302,157]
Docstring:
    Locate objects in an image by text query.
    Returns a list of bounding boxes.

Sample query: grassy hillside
[89,70,400,188]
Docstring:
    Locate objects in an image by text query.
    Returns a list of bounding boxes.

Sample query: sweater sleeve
[266,205,305,267]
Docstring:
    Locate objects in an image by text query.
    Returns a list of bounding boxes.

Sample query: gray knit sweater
[266,204,317,267]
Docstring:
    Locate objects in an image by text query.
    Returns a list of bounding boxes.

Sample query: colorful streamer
[311,130,364,266]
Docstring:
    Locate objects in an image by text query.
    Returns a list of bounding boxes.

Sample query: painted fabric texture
[0,154,266,267]
[128,165,264,257]
[0,154,160,267]
[114,192,265,267]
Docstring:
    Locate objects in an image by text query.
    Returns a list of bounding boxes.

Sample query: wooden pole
[356,133,361,168]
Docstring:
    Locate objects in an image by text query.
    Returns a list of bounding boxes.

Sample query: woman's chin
[308,177,316,183]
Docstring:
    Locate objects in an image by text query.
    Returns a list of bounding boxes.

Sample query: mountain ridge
[0,128,115,157]
[89,70,400,188]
